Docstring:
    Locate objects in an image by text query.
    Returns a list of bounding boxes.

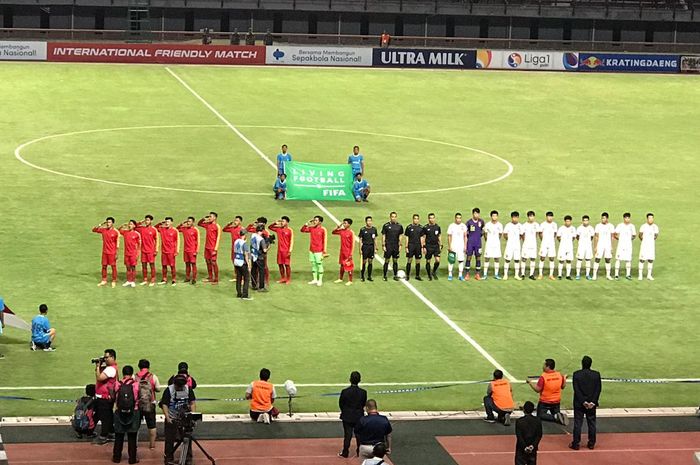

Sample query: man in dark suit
[515,401,542,465]
[570,355,602,450]
[338,371,368,458]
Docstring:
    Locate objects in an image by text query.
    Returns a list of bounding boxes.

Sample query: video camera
[172,411,203,434]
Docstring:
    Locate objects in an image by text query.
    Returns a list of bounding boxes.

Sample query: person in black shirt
[515,401,542,465]
[358,216,379,282]
[355,399,392,459]
[570,355,602,450]
[422,213,442,280]
[381,212,403,281]
[404,214,424,281]
[338,371,368,458]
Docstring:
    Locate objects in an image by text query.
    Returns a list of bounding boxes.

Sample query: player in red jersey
[300,215,328,287]
[247,217,270,287]
[92,217,120,288]
[177,217,200,285]
[332,218,355,286]
[268,216,294,284]
[156,217,179,286]
[198,212,222,284]
[223,215,244,282]
[135,214,159,286]
[118,220,142,288]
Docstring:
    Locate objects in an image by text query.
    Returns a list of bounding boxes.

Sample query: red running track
[5,438,394,465]
[438,431,700,465]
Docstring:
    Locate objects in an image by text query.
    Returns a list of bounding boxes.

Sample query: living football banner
[285,161,354,201]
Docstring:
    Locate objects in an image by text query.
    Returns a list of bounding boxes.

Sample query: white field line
[165,66,518,383]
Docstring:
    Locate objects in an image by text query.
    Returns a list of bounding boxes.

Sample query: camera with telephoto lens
[268,234,276,245]
[91,356,106,364]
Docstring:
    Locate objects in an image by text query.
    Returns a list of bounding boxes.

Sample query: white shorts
[577,247,593,261]
[558,248,574,261]
[521,245,537,259]
[485,244,502,259]
[504,244,521,261]
[539,243,556,258]
[451,249,465,262]
[639,244,655,261]
[616,247,632,262]
[595,246,612,260]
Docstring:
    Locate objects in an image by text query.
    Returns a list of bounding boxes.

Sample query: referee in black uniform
[423,213,442,280]
[381,212,403,281]
[404,214,424,281]
[358,216,379,282]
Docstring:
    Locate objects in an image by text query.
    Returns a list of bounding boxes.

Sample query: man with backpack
[135,359,161,450]
[72,384,97,439]
[112,365,141,464]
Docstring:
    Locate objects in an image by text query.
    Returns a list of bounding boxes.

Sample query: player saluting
[332,218,355,286]
[575,215,594,280]
[404,214,424,281]
[447,213,467,281]
[223,216,244,282]
[538,211,557,280]
[276,144,292,176]
[92,217,120,288]
[118,220,141,288]
[556,215,576,280]
[135,215,159,286]
[381,212,404,281]
[177,217,200,285]
[347,145,364,178]
[502,211,523,280]
[269,216,294,284]
[198,212,222,284]
[358,216,379,282]
[156,217,179,286]
[465,208,485,281]
[521,211,539,280]
[592,212,614,280]
[301,216,328,287]
[638,213,659,281]
[483,210,503,280]
[422,213,442,281]
[614,213,636,280]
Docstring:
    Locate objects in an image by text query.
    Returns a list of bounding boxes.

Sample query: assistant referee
[381,212,403,281]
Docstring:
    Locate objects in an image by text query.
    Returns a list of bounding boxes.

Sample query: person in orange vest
[526,358,568,425]
[246,368,277,424]
[483,369,514,426]
[380,31,391,48]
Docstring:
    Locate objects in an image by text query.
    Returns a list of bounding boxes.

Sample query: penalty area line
[164,66,518,383]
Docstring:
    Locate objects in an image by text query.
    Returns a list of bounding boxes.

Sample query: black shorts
[361,244,375,259]
[384,246,400,260]
[425,245,441,259]
[406,244,422,259]
[140,409,156,429]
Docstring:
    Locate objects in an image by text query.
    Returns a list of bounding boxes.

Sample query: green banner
[285,161,354,201]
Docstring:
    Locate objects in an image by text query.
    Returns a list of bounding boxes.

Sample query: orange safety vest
[250,380,274,412]
[539,370,564,403]
[490,379,514,410]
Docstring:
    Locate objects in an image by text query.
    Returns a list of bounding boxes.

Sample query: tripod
[172,430,216,465]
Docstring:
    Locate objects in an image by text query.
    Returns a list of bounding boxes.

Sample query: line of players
[91,208,659,288]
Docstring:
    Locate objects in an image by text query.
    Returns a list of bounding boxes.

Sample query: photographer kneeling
[160,374,196,465]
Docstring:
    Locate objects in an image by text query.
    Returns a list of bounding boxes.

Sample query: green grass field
[1,63,698,417]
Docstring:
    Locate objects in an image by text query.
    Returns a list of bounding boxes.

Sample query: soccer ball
[396,270,406,279]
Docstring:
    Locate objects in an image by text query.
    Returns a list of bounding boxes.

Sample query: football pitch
[0,63,698,417]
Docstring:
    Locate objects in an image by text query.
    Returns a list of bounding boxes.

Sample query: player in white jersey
[638,212,659,280]
[483,210,503,280]
[556,215,576,280]
[502,211,523,281]
[446,213,467,281]
[538,211,558,280]
[575,215,595,280]
[592,212,615,280]
[614,212,637,280]
[520,211,539,279]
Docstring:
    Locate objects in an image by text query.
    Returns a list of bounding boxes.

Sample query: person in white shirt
[361,442,388,465]
[502,211,523,281]
[556,215,576,280]
[638,213,659,280]
[575,215,595,280]
[538,211,558,280]
[592,212,615,280]
[520,211,539,280]
[447,213,468,281]
[614,212,637,280]
[483,210,504,280]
